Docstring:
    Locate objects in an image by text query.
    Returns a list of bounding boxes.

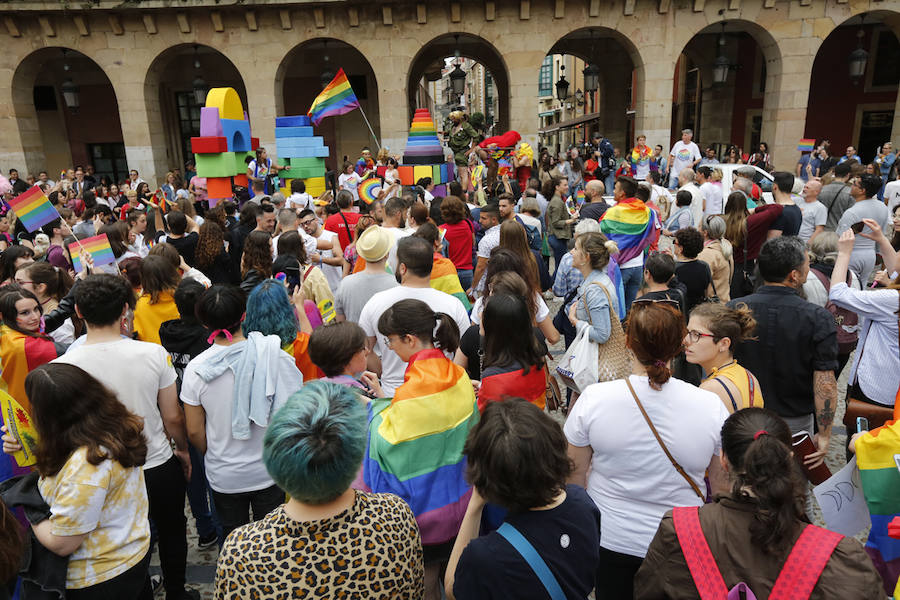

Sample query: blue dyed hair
[243,279,298,347]
[263,381,367,504]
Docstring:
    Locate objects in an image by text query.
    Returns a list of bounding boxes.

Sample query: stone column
[633,50,677,154]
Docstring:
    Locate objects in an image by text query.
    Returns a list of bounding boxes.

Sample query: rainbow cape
[307,68,360,126]
[478,365,546,412]
[7,185,59,232]
[0,325,58,414]
[363,349,479,545]
[599,198,660,266]
[430,254,471,312]
[856,419,900,595]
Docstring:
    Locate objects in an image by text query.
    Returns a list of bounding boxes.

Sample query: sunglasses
[632,297,681,309]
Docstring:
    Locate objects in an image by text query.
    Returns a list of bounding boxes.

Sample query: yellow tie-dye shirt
[38,447,150,589]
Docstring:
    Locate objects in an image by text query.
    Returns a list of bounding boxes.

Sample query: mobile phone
[851,221,865,234]
[857,416,869,432]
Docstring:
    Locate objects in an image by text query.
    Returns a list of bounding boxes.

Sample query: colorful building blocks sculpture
[275,115,330,198]
[192,87,255,202]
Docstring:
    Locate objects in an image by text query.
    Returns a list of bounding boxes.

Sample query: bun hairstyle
[377,298,460,354]
[625,302,685,390]
[721,408,806,553]
[577,232,619,271]
[689,303,757,353]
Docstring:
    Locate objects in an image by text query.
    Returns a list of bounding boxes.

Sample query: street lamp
[191,45,208,104]
[320,40,335,87]
[448,35,466,100]
[582,63,600,94]
[555,64,569,101]
[712,24,731,85]
[61,78,80,111]
[848,27,868,84]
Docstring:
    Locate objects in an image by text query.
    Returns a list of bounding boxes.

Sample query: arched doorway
[144,44,248,178]
[12,47,126,183]
[407,33,510,139]
[805,11,899,165]
[670,21,781,161]
[276,39,380,170]
[540,28,640,156]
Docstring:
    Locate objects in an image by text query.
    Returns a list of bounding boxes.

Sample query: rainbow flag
[68,233,116,273]
[7,185,58,232]
[600,198,660,266]
[478,366,546,412]
[307,68,360,126]
[0,325,58,414]
[430,254,471,312]
[363,349,479,545]
[798,138,816,152]
[856,420,900,595]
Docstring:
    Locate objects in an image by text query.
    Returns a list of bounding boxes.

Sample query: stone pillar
[635,59,678,155]
[505,50,546,152]
[0,51,45,176]
[891,92,900,147]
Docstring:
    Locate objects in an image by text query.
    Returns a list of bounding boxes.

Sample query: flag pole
[357,104,381,152]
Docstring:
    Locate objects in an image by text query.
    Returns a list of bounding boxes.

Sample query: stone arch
[406,33,511,134]
[11,46,124,179]
[143,44,248,179]
[275,38,380,169]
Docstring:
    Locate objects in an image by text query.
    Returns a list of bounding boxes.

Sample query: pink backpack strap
[672,507,729,600]
[769,525,843,600]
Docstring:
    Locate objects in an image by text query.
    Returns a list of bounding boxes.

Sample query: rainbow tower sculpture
[378,108,452,194]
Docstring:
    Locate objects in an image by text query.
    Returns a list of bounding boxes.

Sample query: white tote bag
[555,328,599,392]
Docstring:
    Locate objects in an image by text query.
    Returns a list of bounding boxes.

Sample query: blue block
[314,146,329,158]
[221,119,251,152]
[276,115,311,127]
[277,136,326,149]
[275,126,314,138]
[281,147,321,159]
[440,164,448,182]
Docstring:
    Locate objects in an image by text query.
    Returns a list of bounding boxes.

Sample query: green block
[277,158,292,167]
[290,157,326,169]
[291,167,325,179]
[240,152,254,172]
[196,153,239,178]
[432,164,442,184]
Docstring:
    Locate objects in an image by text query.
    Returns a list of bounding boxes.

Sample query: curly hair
[243,279,298,347]
[440,195,466,225]
[195,221,225,270]
[241,230,273,278]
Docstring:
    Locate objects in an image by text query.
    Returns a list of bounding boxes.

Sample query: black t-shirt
[640,286,687,321]
[674,260,712,316]
[157,231,199,266]
[453,485,601,600]
[770,204,802,237]
[459,324,548,381]
[579,200,609,221]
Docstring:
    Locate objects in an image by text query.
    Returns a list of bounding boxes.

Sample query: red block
[376,166,387,178]
[190,136,228,153]
[207,177,232,199]
[233,174,248,187]
[397,165,415,186]
[251,137,260,151]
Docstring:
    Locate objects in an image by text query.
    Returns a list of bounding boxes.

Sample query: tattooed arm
[805,370,837,469]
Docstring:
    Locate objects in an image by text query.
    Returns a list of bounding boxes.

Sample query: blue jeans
[457,269,473,292]
[620,266,643,313]
[186,444,221,542]
[604,173,616,197]
[548,235,570,278]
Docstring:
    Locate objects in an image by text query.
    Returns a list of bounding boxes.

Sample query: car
[715,164,774,204]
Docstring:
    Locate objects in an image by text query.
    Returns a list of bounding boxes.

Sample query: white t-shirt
[383,226,413,273]
[679,183,705,229]
[180,342,301,493]
[798,200,827,242]
[471,292,549,325]
[885,180,900,215]
[338,172,362,201]
[669,141,701,176]
[475,225,501,292]
[272,228,317,260]
[287,192,313,211]
[314,228,343,294]
[359,286,471,396]
[564,375,728,557]
[700,181,724,216]
[55,338,177,470]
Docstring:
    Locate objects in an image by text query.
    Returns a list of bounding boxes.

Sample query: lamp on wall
[191,45,209,104]
[59,49,80,112]
[848,18,868,84]
[712,24,732,85]
[449,35,466,99]
[582,30,600,94]
[320,40,335,87]
[555,63,570,101]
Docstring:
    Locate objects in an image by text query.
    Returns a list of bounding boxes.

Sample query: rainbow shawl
[430,254,471,312]
[364,349,479,545]
[599,198,660,266]
[856,419,900,595]
[0,325,58,414]
[629,145,653,175]
[478,364,546,412]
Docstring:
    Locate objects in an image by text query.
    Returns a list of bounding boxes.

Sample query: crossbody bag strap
[625,378,705,500]
[338,211,354,242]
[672,507,729,600]
[496,522,566,600]
[712,377,738,412]
[746,369,755,408]
[769,525,842,600]
[702,260,718,298]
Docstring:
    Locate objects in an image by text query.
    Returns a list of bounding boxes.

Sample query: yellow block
[305,176,326,196]
[205,87,244,120]
[413,165,432,183]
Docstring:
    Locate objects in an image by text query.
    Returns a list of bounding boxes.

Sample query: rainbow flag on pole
[856,420,900,595]
[307,68,360,126]
[6,185,58,232]
[798,138,817,152]
[363,349,479,545]
[67,233,116,273]
[600,197,660,265]
[430,254,471,312]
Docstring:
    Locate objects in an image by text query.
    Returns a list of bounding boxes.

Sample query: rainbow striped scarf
[600,198,659,266]
[364,349,479,545]
[430,254,471,312]
[856,419,900,595]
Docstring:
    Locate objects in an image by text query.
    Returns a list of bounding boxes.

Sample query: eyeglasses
[632,297,680,309]
[14,280,33,286]
[299,219,316,227]
[685,330,716,343]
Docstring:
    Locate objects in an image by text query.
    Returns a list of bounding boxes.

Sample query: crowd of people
[0,124,897,600]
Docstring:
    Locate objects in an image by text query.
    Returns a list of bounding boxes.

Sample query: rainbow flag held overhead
[68,233,116,273]
[7,185,59,232]
[600,198,660,266]
[363,349,479,545]
[856,420,900,596]
[430,254,471,312]
[798,138,817,152]
[307,68,360,126]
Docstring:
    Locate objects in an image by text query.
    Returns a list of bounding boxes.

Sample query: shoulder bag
[496,522,567,600]
[586,282,630,382]
[700,260,720,303]
[625,378,705,500]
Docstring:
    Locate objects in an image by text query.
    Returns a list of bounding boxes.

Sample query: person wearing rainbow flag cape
[628,135,656,180]
[364,298,479,600]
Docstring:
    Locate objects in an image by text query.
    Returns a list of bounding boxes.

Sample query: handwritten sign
[813,456,870,537]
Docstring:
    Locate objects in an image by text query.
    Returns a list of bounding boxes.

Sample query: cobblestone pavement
[164,293,860,597]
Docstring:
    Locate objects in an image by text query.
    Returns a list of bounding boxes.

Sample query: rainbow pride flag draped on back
[364,349,479,545]
[856,419,900,596]
[599,197,660,266]
[430,254,471,312]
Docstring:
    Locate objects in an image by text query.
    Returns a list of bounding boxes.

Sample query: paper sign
[813,456,870,537]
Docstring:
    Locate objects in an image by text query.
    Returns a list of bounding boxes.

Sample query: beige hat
[356,225,392,262]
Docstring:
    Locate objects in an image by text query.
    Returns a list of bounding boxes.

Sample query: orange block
[207,177,232,198]
[397,165,415,186]
[233,173,248,187]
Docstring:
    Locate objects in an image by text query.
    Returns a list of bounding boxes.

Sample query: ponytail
[433,312,460,354]
[377,299,460,354]
[721,408,806,553]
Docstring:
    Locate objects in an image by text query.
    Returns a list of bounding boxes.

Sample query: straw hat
[356,225,392,262]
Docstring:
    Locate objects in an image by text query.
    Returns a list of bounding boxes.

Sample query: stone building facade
[1,0,898,187]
